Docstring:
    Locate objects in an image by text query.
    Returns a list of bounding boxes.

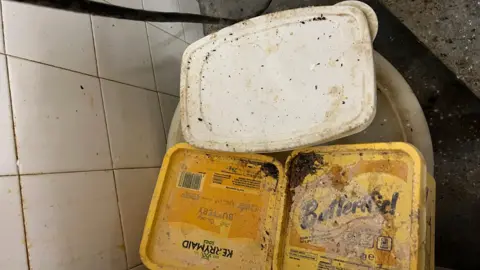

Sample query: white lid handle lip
[335,0,378,40]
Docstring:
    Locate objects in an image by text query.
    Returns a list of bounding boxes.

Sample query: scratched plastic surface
[140,143,287,270]
[180,5,376,153]
[278,143,435,270]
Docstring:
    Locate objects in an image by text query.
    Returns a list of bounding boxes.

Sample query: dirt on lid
[288,152,324,189]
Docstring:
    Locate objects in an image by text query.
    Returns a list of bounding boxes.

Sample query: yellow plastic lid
[140,143,286,269]
[280,142,435,270]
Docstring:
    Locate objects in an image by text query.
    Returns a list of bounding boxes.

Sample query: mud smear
[288,152,324,190]
[260,162,279,180]
[328,165,348,191]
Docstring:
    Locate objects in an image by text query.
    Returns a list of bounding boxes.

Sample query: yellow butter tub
[278,142,435,270]
[140,143,287,269]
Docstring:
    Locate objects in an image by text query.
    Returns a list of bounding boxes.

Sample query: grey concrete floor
[197,0,480,269]
[382,0,480,98]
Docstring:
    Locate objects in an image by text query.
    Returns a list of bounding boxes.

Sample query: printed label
[149,149,280,269]
[177,171,204,191]
[299,190,400,230]
[182,240,234,260]
[285,156,416,270]
[163,152,276,239]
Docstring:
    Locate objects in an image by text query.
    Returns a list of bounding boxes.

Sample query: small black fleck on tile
[315,85,318,90]
[198,118,203,122]
[80,85,84,89]
[342,101,345,104]
[300,21,305,24]
[236,118,239,121]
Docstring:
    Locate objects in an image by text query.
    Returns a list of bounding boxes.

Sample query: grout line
[2,54,180,97]
[145,19,169,144]
[98,76,130,268]
[89,14,100,77]
[144,21,158,92]
[141,0,188,44]
[0,1,5,53]
[17,166,162,177]
[111,171,129,269]
[156,92,168,143]
[175,0,187,43]
[0,173,18,177]
[98,77,126,267]
[130,263,144,269]
[146,21,189,45]
[0,0,32,268]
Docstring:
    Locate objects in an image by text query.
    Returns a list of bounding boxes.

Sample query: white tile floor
[0,0,204,269]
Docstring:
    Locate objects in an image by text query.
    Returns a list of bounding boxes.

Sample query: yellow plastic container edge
[279,142,433,270]
[140,143,287,269]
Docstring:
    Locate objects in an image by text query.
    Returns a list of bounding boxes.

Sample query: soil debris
[260,162,279,180]
[288,152,324,189]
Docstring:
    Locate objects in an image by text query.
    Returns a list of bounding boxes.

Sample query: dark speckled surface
[198,0,480,268]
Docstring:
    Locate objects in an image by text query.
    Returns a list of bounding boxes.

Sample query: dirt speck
[312,15,326,21]
[198,118,203,122]
[288,152,324,189]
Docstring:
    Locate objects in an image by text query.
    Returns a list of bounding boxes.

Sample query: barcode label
[177,171,204,191]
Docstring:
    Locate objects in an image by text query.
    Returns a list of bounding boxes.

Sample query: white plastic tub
[180,5,376,152]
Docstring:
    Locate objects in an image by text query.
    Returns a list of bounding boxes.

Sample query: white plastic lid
[181,5,376,152]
